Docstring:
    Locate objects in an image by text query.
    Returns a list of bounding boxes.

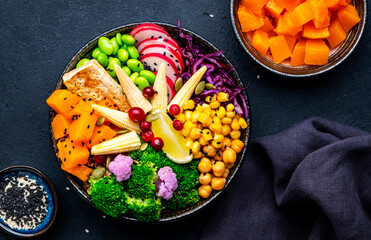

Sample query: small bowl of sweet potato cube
[231,0,366,77]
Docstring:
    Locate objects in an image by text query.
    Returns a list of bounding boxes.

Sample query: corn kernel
[231,118,240,130]
[199,136,207,145]
[212,140,223,149]
[226,103,234,112]
[230,130,241,139]
[202,129,213,141]
[222,125,231,136]
[202,118,212,127]
[186,140,193,148]
[198,112,210,124]
[211,94,217,102]
[184,120,194,133]
[210,123,222,134]
[210,110,216,118]
[185,136,193,142]
[193,151,203,159]
[195,104,204,112]
[212,134,224,148]
[226,111,236,118]
[205,96,213,103]
[239,118,248,129]
[181,128,190,137]
[185,111,192,121]
[214,134,224,142]
[235,114,242,120]
[183,100,195,110]
[191,111,200,123]
[204,106,212,116]
[192,141,201,154]
[190,128,202,139]
[213,117,221,124]
[221,137,232,151]
[177,113,186,123]
[196,123,203,129]
[217,92,229,102]
[217,106,226,118]
[201,103,210,109]
[221,117,232,125]
[210,101,220,109]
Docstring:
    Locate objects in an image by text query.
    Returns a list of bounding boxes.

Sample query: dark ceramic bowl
[231,0,367,77]
[0,165,57,238]
[49,22,251,222]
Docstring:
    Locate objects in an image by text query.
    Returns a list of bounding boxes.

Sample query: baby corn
[91,131,141,155]
[151,63,167,112]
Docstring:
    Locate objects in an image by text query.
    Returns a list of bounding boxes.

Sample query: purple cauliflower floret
[156,167,178,200]
[108,154,133,182]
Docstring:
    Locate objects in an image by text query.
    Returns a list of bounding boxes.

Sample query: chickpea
[199,185,213,198]
[214,150,223,160]
[211,177,226,190]
[231,139,244,153]
[198,157,212,172]
[199,172,212,185]
[226,162,235,169]
[222,147,237,164]
[203,145,216,157]
[221,138,232,151]
[212,161,226,177]
[223,168,230,178]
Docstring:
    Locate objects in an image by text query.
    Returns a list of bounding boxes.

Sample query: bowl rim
[230,0,367,78]
[0,165,58,238]
[49,21,251,223]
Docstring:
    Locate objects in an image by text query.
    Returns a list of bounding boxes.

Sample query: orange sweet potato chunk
[276,0,301,11]
[238,6,264,32]
[268,36,292,64]
[260,17,275,32]
[324,0,348,10]
[46,90,81,118]
[327,18,347,47]
[274,15,303,36]
[302,21,330,39]
[290,39,307,66]
[61,164,92,182]
[304,39,329,65]
[86,125,117,149]
[307,0,331,28]
[284,35,299,52]
[286,2,315,27]
[265,0,284,18]
[59,137,90,169]
[252,30,270,55]
[337,4,361,32]
[66,100,93,120]
[241,0,270,11]
[69,112,98,142]
[52,114,72,140]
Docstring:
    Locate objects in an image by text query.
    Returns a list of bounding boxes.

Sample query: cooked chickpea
[221,117,232,125]
[223,168,230,178]
[211,177,226,190]
[222,147,237,164]
[230,130,241,139]
[214,150,223,160]
[231,139,244,153]
[222,125,232,136]
[203,145,216,157]
[212,161,226,177]
[199,185,213,198]
[198,157,212,172]
[226,162,235,169]
[199,172,212,185]
[221,137,232,151]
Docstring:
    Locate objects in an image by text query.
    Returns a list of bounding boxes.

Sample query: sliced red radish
[137,37,181,56]
[141,53,179,83]
[154,71,176,103]
[133,29,170,47]
[140,44,185,73]
[130,23,167,36]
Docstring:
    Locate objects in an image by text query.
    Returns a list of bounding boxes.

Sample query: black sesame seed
[63,97,67,100]
[170,54,173,58]
[164,39,168,42]
[163,52,166,56]
[154,62,157,66]
[69,150,71,155]
[97,131,101,134]
[175,59,179,63]
[158,36,162,39]
[87,125,90,129]
[151,36,154,39]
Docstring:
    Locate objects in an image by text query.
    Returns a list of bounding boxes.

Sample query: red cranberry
[172,120,184,131]
[169,104,181,116]
[139,121,152,131]
[128,107,145,122]
[142,86,155,98]
[151,137,164,151]
[141,130,154,142]
[93,155,106,164]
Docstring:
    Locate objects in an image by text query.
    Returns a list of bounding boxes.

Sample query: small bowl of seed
[0,165,57,238]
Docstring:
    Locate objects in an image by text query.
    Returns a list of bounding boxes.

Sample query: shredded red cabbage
[177,21,248,118]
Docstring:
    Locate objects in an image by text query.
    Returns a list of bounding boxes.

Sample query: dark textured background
[0,0,369,239]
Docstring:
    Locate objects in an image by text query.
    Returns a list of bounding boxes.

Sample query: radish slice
[133,29,170,47]
[141,53,179,83]
[154,71,176,103]
[130,23,167,36]
[140,44,185,73]
[137,37,181,56]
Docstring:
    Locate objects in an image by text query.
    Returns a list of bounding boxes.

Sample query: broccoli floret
[124,162,157,199]
[125,193,162,222]
[88,176,128,218]
[162,189,200,210]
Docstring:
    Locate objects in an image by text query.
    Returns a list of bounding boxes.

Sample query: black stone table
[0,1,369,239]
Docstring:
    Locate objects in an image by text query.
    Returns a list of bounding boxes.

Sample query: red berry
[151,137,164,151]
[169,104,181,116]
[139,121,152,131]
[142,86,155,98]
[141,130,154,142]
[172,120,184,131]
[128,107,145,122]
[93,155,106,164]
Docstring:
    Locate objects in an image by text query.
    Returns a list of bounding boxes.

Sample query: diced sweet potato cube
[284,35,299,52]
[252,30,270,55]
[304,39,329,65]
[260,17,275,32]
[265,0,284,18]
[240,0,270,11]
[46,90,81,118]
[327,18,347,47]
[307,0,331,28]
[324,0,348,10]
[268,36,292,64]
[52,114,72,140]
[337,4,361,32]
[61,164,92,182]
[286,2,315,27]
[69,111,98,142]
[86,125,117,149]
[238,6,264,32]
[302,21,330,39]
[276,0,301,11]
[66,100,93,120]
[59,137,90,169]
[274,15,303,36]
[290,39,307,66]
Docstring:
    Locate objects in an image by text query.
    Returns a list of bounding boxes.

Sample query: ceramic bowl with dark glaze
[49,22,251,222]
[230,0,367,77]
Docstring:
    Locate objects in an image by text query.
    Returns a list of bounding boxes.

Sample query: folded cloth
[200,117,371,240]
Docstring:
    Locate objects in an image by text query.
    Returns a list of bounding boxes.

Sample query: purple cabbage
[177,21,248,118]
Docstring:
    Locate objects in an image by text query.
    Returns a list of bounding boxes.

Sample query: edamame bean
[120,44,128,50]
[122,66,131,76]
[116,33,123,45]
[106,58,121,78]
[92,48,102,59]
[117,49,129,63]
[97,53,108,67]
[122,34,136,46]
[134,76,150,91]
[127,46,139,59]
[130,72,139,81]
[127,59,144,72]
[139,70,156,84]
[76,59,90,68]
[98,37,113,55]
[110,38,119,56]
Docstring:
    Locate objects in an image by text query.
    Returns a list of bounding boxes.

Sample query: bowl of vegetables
[231,0,366,77]
[47,21,250,222]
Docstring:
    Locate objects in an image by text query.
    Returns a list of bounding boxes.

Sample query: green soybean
[130,72,139,82]
[122,66,131,76]
[140,70,156,84]
[134,76,150,91]
[98,37,113,55]
[110,38,119,56]
[76,59,90,68]
[92,48,102,59]
[127,59,144,72]
[116,33,123,45]
[120,44,128,50]
[106,58,121,78]
[97,53,108,67]
[127,46,139,59]
[117,49,129,63]
[122,34,136,46]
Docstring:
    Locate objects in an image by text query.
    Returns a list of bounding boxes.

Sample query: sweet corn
[202,129,213,141]
[212,134,224,148]
[203,106,212,116]
[201,103,210,109]
[183,120,194,133]
[210,110,216,118]
[231,139,244,153]
[230,130,241,139]
[176,113,186,123]
[226,111,236,118]
[113,64,152,113]
[199,136,207,145]
[217,92,229,102]
[183,100,195,110]
[202,118,212,127]
[205,96,213,103]
[210,123,222,134]
[193,151,203,159]
[196,123,203,130]
[180,128,190,137]
[192,141,201,154]
[221,137,232,151]
[185,111,192,121]
[185,136,193,142]
[216,106,226,118]
[151,63,167,112]
[222,125,232,136]
[91,131,140,155]
[226,103,234,112]
[186,139,193,149]
[221,117,232,125]
[210,101,220,109]
[190,128,202,139]
[231,118,240,130]
[195,104,204,112]
[191,111,200,123]
[211,94,217,102]
[198,112,210,124]
[239,118,248,129]
[213,117,221,124]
